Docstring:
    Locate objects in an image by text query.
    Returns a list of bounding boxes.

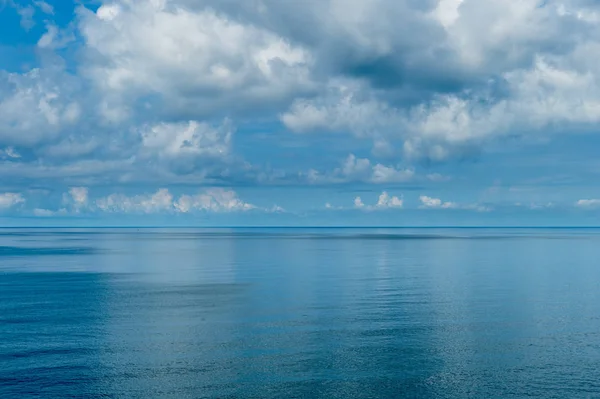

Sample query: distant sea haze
[1,228,600,398]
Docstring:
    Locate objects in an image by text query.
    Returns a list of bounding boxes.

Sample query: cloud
[273,1,600,161]
[0,147,20,159]
[16,5,35,31]
[63,187,89,211]
[526,202,555,210]
[354,197,365,209]
[419,195,458,209]
[33,208,67,217]
[96,189,174,214]
[325,202,344,210]
[33,208,55,217]
[139,119,233,174]
[0,68,81,147]
[173,188,255,213]
[463,204,492,212]
[419,195,490,212]
[397,58,600,160]
[339,154,414,183]
[376,191,404,208]
[306,154,414,184]
[91,188,257,214]
[575,199,600,209]
[0,193,25,209]
[426,173,451,182]
[3,0,600,212]
[34,1,53,15]
[78,0,313,120]
[281,79,401,137]
[269,205,286,213]
[353,191,403,210]
[38,23,75,50]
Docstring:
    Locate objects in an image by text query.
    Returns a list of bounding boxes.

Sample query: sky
[2,0,600,226]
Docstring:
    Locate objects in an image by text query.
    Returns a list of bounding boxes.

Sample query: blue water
[1,228,600,398]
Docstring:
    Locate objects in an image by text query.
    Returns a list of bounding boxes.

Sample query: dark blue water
[1,228,600,398]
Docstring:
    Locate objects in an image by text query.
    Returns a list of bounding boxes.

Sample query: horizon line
[2,226,600,229]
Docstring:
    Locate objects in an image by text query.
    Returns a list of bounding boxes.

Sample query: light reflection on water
[1,228,600,398]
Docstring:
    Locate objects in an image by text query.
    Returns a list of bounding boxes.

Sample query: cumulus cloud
[354,197,365,209]
[90,188,260,214]
[173,188,255,213]
[139,119,233,174]
[96,189,174,214]
[281,79,401,137]
[38,23,75,50]
[325,202,344,210]
[526,202,556,210]
[3,0,600,213]
[341,154,414,184]
[274,0,600,160]
[353,191,403,210]
[33,208,57,217]
[63,187,89,213]
[0,69,81,147]
[78,0,313,120]
[419,195,490,212]
[0,193,25,209]
[306,154,414,184]
[32,208,53,217]
[0,147,20,159]
[62,187,89,212]
[575,199,600,209]
[419,195,458,209]
[33,208,68,217]
[376,191,404,208]
[69,187,88,206]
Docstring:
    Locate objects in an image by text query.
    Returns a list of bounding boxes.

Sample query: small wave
[0,246,98,257]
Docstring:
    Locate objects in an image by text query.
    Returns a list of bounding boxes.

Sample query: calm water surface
[1,228,600,398]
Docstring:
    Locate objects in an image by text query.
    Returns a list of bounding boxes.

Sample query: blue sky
[2,0,600,226]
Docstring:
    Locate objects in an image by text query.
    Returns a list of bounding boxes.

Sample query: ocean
[1,228,600,398]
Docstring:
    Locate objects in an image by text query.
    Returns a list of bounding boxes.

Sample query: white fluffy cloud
[283,56,600,161]
[306,154,414,184]
[0,193,25,209]
[419,195,490,212]
[92,188,258,214]
[174,188,255,213]
[376,191,404,208]
[419,195,458,209]
[96,189,175,213]
[281,79,401,137]
[140,120,232,160]
[353,191,403,210]
[354,197,365,209]
[33,208,62,217]
[69,187,88,205]
[523,202,555,210]
[62,187,89,212]
[3,0,600,205]
[575,199,600,209]
[78,0,313,120]
[0,69,80,146]
[339,154,413,183]
[275,0,600,160]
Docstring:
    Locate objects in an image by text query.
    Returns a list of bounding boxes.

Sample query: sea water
[1,228,600,398]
